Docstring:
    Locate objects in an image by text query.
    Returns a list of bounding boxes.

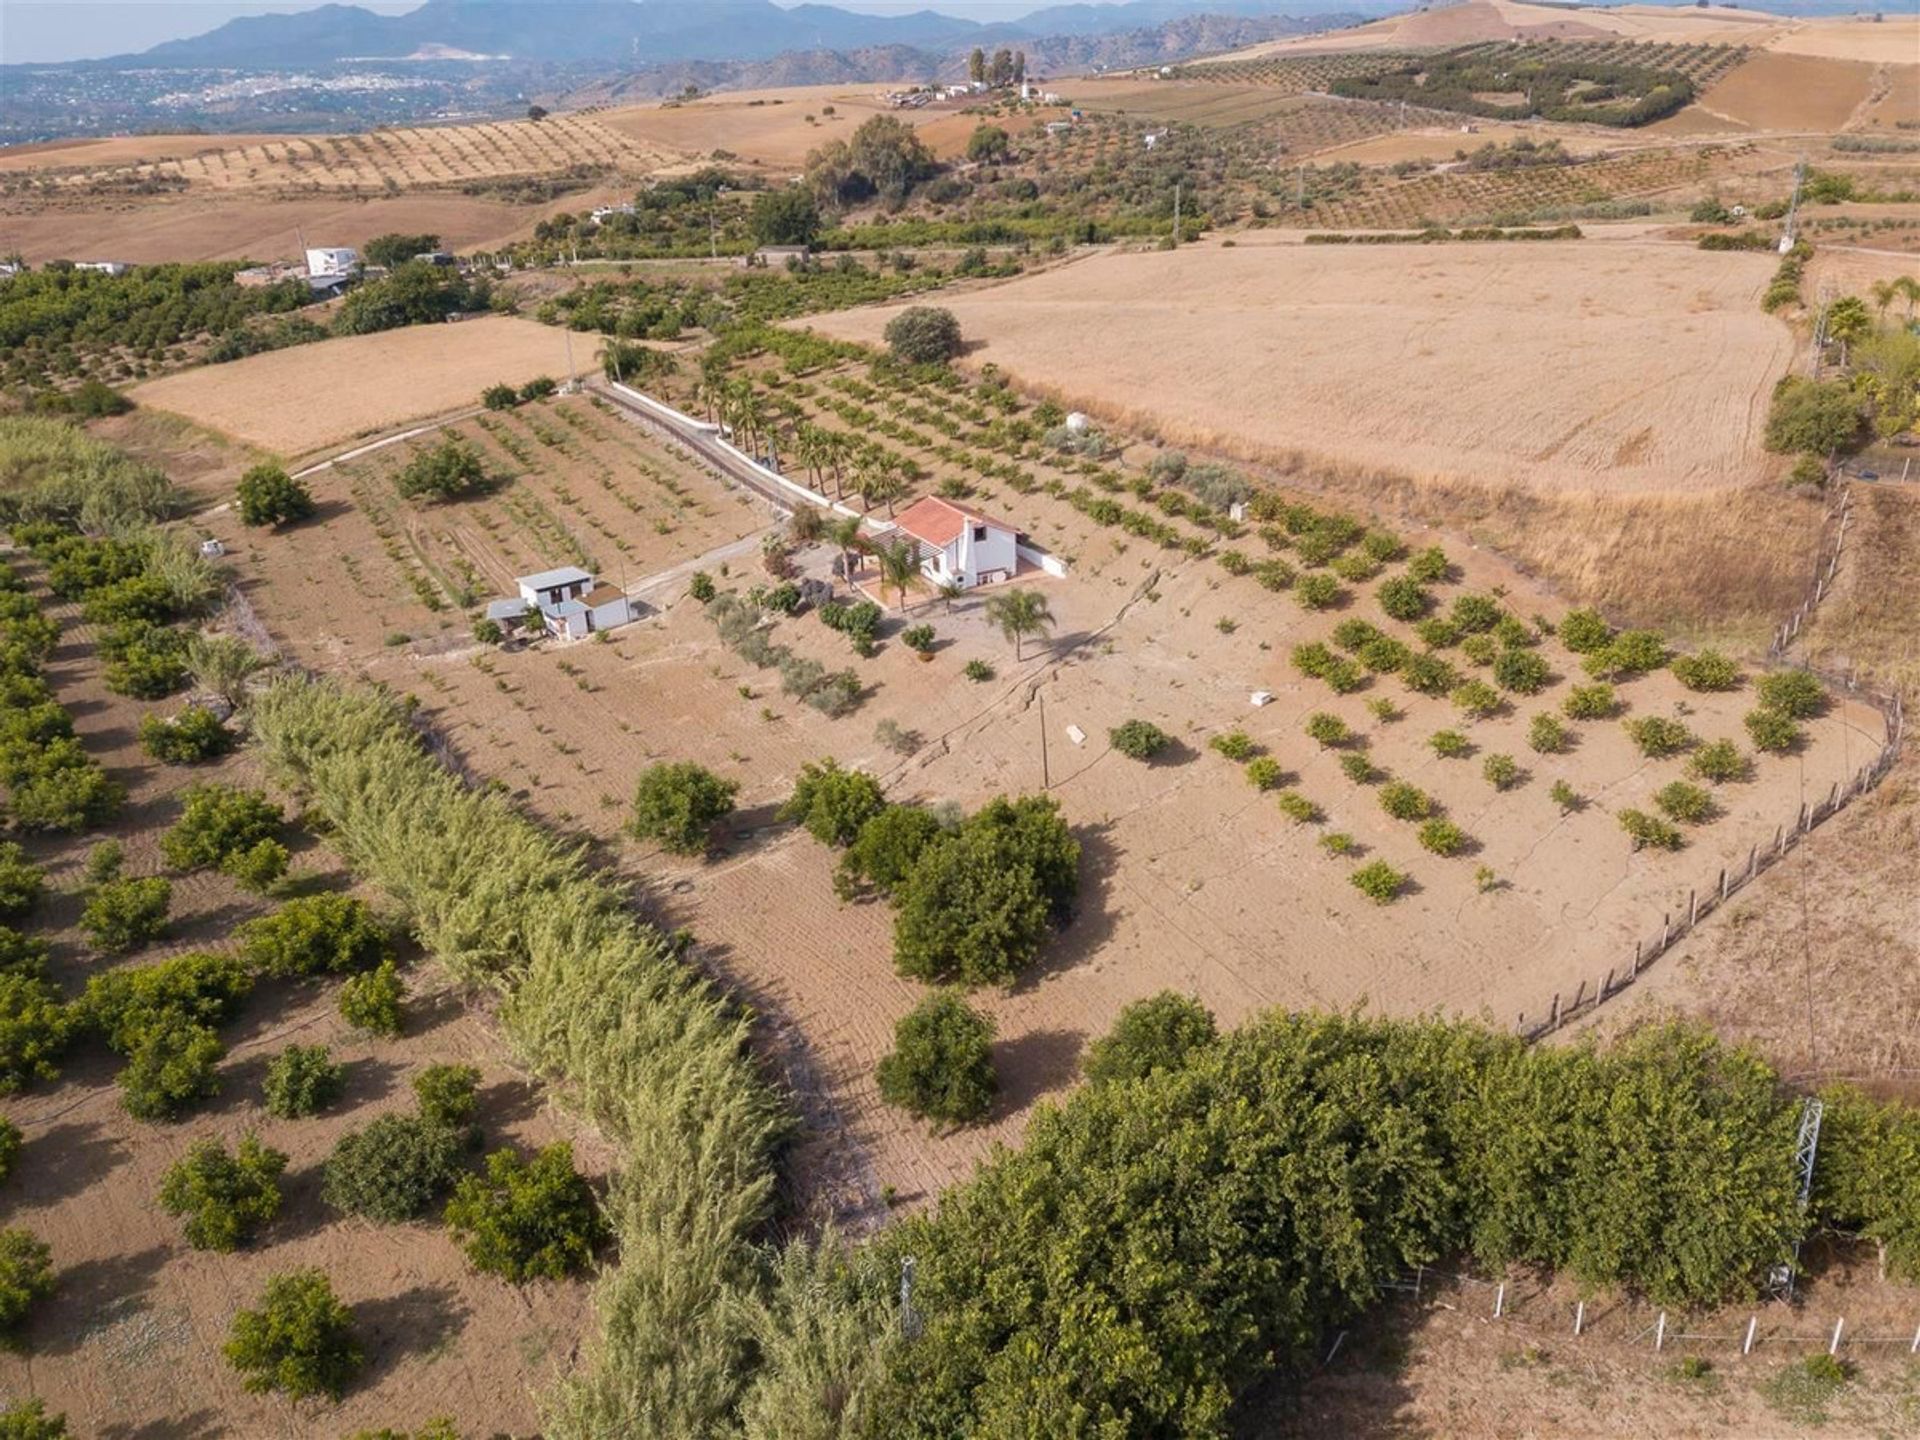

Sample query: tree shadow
[991,1027,1087,1115]
[101,1410,225,1440]
[1014,819,1120,993]
[354,1284,471,1386]
[474,1075,546,1134]
[33,1244,172,1357]
[16,1119,127,1206]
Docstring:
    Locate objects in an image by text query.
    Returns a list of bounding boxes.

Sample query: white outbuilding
[890,496,1020,591]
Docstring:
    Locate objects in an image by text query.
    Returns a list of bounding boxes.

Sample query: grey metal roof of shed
[518,566,593,590]
[484,598,528,621]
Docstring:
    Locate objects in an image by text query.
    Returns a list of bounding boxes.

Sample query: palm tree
[794,424,828,490]
[1897,275,1920,324]
[935,580,964,614]
[864,455,909,518]
[874,537,921,611]
[1870,278,1898,320]
[829,515,866,586]
[984,589,1054,662]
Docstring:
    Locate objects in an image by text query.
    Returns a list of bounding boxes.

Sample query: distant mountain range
[123,0,1369,68]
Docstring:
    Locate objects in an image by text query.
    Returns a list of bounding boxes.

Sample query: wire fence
[1770,484,1854,660]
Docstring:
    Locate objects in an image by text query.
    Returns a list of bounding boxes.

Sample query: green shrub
[1745,707,1802,753]
[1450,594,1501,634]
[963,659,994,682]
[1276,791,1320,823]
[1460,633,1497,666]
[82,840,122,885]
[1812,1085,1920,1285]
[1429,729,1470,758]
[1655,781,1714,824]
[1405,546,1450,582]
[901,624,936,655]
[323,1113,463,1221]
[1450,680,1502,717]
[0,1227,55,1337]
[1689,739,1749,783]
[1377,577,1432,621]
[1366,698,1400,723]
[1357,636,1411,674]
[236,464,315,529]
[159,1133,287,1250]
[161,783,284,877]
[0,845,44,922]
[778,758,886,847]
[1082,992,1218,1086]
[481,383,519,411]
[1763,375,1862,457]
[1584,629,1668,679]
[413,1063,481,1128]
[1550,779,1582,812]
[239,894,390,978]
[138,705,233,763]
[1245,757,1284,791]
[102,622,190,699]
[1305,714,1351,749]
[1320,831,1356,855]
[1527,713,1568,754]
[1557,608,1612,653]
[118,1018,225,1121]
[1482,753,1520,790]
[1378,781,1433,821]
[1338,752,1377,784]
[1671,650,1741,692]
[1625,716,1693,758]
[1418,819,1467,856]
[893,796,1078,987]
[339,960,404,1037]
[0,1399,65,1438]
[1208,730,1256,761]
[395,438,486,503]
[7,757,123,832]
[263,1044,344,1119]
[1619,808,1684,851]
[1293,574,1341,610]
[631,762,738,856]
[1493,648,1551,695]
[1755,670,1826,719]
[1413,617,1461,649]
[0,929,47,981]
[835,804,943,902]
[688,571,716,603]
[875,989,996,1124]
[1350,859,1406,904]
[883,306,962,365]
[444,1142,605,1282]
[224,1268,364,1401]
[1109,719,1172,761]
[1562,683,1618,720]
[78,875,171,954]
[1401,651,1457,696]
[0,1118,18,1185]
[0,973,73,1095]
[225,839,289,894]
[81,949,251,1055]
[1761,1352,1852,1425]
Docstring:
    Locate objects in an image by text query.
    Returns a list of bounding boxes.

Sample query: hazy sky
[1,0,1073,65]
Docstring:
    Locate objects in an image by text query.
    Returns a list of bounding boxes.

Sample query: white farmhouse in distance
[511,565,636,639]
[75,261,132,276]
[890,496,1019,591]
[304,246,359,280]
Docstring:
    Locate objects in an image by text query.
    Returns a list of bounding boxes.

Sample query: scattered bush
[1377,577,1432,621]
[78,875,171,955]
[339,960,404,1037]
[1293,574,1341,610]
[1109,719,1171,761]
[688,571,716,603]
[1418,819,1467,856]
[1245,757,1285,791]
[161,783,284,878]
[1378,782,1433,821]
[263,1044,343,1119]
[1429,729,1470,758]
[323,1113,462,1222]
[1082,992,1218,1086]
[1562,683,1618,720]
[138,705,233,763]
[779,758,886,847]
[1209,730,1256,761]
[1689,739,1749,784]
[239,894,390,978]
[1482,753,1520,790]
[1414,617,1461,650]
[631,762,738,856]
[394,438,486,503]
[224,1268,364,1402]
[236,464,315,529]
[0,1227,55,1337]
[158,1133,287,1251]
[1619,808,1684,851]
[1405,546,1450,583]
[1350,859,1406,904]
[1671,650,1742,692]
[1493,648,1551,695]
[1338,752,1377,784]
[413,1063,481,1129]
[1625,716,1693,758]
[1550,779,1581,812]
[1755,670,1826,720]
[1451,680,1502,717]
[1527,712,1568,753]
[1557,608,1612,653]
[1745,707,1802,753]
[1320,831,1356,855]
[444,1141,605,1282]
[1276,791,1320,823]
[883,306,962,366]
[1450,594,1502,634]
[1401,651,1457,696]
[875,989,996,1125]
[963,659,994,682]
[1654,781,1714,824]
[836,803,943,902]
[901,624,936,655]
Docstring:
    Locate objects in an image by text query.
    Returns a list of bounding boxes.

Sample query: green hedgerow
[339,961,404,1037]
[1418,818,1466,857]
[224,1268,364,1402]
[158,1133,287,1251]
[1109,719,1171,761]
[1619,808,1685,851]
[444,1142,605,1282]
[1276,791,1320,823]
[1349,859,1406,904]
[1654,781,1714,824]
[1625,716,1694,758]
[263,1044,344,1119]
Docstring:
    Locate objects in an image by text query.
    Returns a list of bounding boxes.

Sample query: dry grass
[128,316,579,458]
[1804,484,1920,695]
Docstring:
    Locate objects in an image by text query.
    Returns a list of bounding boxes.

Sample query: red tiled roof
[580,584,627,607]
[891,495,1015,547]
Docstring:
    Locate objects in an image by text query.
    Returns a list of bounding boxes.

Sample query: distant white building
[304,246,359,280]
[890,496,1020,591]
[75,261,131,276]
[511,565,636,639]
[590,203,637,224]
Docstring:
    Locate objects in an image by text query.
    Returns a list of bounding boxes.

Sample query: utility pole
[710,200,718,261]
[1297,164,1307,211]
[1038,689,1050,789]
[1172,181,1180,248]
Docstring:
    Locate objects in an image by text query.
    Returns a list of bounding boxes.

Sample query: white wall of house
[919,522,1018,589]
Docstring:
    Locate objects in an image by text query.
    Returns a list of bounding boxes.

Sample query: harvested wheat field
[1658,50,1880,134]
[806,238,1796,495]
[597,84,960,170]
[129,316,578,458]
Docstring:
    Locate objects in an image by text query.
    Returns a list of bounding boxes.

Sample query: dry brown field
[595,84,971,169]
[1769,13,1920,62]
[1659,50,1880,135]
[0,133,290,173]
[0,537,600,1437]
[128,316,580,459]
[804,238,1796,496]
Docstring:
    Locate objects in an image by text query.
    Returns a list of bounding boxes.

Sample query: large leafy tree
[224,1269,364,1402]
[875,989,996,1125]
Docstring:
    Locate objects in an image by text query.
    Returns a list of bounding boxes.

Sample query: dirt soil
[0,550,601,1438]
[1656,51,1880,135]
[129,317,582,460]
[596,84,973,170]
[803,237,1798,496]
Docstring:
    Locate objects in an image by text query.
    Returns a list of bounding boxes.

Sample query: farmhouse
[75,260,131,276]
[511,565,637,639]
[889,495,1019,590]
[304,246,359,280]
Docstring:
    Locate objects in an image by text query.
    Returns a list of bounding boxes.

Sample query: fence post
[1689,888,1697,927]
[1655,1312,1667,1352]
[1744,1316,1758,1355]
[1661,913,1670,951]
[1574,1300,1585,1337]
[1414,1264,1423,1301]
[1830,1316,1844,1356]
[1325,1331,1346,1366]
[1827,782,1838,813]
[1748,844,1758,880]
[1720,867,1728,901]
[1631,940,1641,978]
[1494,1282,1505,1319]
[1549,993,1560,1026]
[1910,1323,1919,1355]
